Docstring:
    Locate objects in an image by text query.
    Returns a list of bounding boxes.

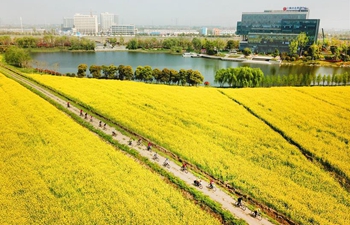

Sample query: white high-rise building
[100,12,118,32]
[73,13,98,34]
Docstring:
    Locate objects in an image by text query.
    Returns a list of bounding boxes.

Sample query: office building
[73,13,98,34]
[100,12,118,32]
[236,7,320,53]
[110,25,136,35]
[201,27,208,36]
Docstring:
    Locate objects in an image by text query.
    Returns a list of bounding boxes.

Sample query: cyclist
[253,208,261,218]
[90,115,93,122]
[128,139,133,145]
[153,152,158,160]
[99,121,102,127]
[147,142,152,151]
[237,197,243,207]
[137,138,142,145]
[67,102,70,108]
[112,131,116,137]
[80,109,83,116]
[163,158,169,167]
[209,179,214,189]
[84,112,88,119]
[194,179,201,187]
[181,162,187,170]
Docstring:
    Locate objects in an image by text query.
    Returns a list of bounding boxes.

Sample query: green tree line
[261,72,350,87]
[70,64,204,86]
[126,37,239,55]
[214,67,264,87]
[0,35,95,51]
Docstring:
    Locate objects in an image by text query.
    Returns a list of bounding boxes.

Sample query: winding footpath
[1,66,277,225]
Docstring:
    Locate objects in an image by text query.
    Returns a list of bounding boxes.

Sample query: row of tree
[75,64,204,86]
[214,67,264,87]
[261,73,350,87]
[0,35,95,51]
[126,37,239,54]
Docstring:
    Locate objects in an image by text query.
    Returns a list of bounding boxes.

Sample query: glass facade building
[110,25,136,36]
[236,8,319,53]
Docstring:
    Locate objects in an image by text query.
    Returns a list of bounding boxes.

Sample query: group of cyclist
[75,106,263,220]
[236,197,261,219]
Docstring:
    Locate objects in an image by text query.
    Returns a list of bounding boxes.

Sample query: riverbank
[27,47,350,68]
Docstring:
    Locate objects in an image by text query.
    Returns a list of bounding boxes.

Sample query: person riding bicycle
[253,208,261,218]
[128,139,133,145]
[237,197,243,207]
[209,179,214,189]
[137,138,142,145]
[194,179,201,187]
[181,162,187,170]
[153,152,158,159]
[112,131,116,137]
[163,158,169,166]
[147,142,152,151]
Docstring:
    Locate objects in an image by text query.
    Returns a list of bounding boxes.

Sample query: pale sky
[1,0,350,30]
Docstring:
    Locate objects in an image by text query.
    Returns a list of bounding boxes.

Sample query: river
[31,52,350,86]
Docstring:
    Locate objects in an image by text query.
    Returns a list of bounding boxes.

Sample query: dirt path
[2,68,277,225]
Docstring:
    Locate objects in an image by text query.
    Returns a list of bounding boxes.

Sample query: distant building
[201,27,208,36]
[212,28,220,36]
[100,12,118,32]
[110,25,136,35]
[236,7,319,53]
[73,13,98,34]
[62,17,74,29]
[219,30,236,36]
[142,29,199,36]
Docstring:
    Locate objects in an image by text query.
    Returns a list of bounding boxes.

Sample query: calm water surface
[31,52,350,86]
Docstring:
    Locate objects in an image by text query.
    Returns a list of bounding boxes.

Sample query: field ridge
[294,88,350,113]
[218,90,350,193]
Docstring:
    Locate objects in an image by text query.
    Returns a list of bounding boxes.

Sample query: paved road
[2,67,277,225]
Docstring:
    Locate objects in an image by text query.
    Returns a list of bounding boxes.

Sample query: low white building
[110,25,136,35]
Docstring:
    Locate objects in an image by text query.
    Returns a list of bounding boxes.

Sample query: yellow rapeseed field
[26,74,350,225]
[222,87,350,180]
[0,73,221,225]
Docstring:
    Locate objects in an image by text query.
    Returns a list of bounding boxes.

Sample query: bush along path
[1,66,280,225]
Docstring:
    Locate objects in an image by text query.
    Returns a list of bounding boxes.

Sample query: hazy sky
[1,0,350,29]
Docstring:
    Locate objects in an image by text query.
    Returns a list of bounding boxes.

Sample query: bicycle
[152,154,159,162]
[207,184,217,192]
[251,211,262,221]
[194,180,203,189]
[163,162,170,168]
[180,166,188,173]
[233,201,247,211]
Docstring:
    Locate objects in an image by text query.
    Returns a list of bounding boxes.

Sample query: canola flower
[0,73,221,225]
[25,74,350,225]
[222,87,350,180]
